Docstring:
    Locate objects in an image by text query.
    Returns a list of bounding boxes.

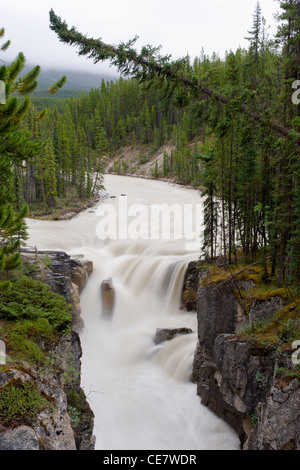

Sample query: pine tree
[0,34,39,289]
[275,0,300,280]
[245,1,262,78]
[162,150,169,177]
[43,139,58,208]
[200,146,219,259]
[49,8,297,141]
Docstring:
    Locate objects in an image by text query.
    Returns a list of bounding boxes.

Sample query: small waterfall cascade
[27,174,240,451]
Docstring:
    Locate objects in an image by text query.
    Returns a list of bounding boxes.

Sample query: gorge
[25,174,240,450]
[2,0,300,452]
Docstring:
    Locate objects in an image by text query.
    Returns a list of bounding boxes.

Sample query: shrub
[0,276,71,330]
[8,318,57,363]
[0,379,52,427]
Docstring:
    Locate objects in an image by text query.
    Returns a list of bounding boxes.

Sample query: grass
[6,318,58,364]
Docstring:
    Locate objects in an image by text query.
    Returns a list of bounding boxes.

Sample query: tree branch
[49,9,299,142]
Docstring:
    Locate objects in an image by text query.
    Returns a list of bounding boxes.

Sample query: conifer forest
[2,1,300,288]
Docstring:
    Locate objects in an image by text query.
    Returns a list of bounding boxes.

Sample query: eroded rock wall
[0,250,95,451]
[184,261,300,450]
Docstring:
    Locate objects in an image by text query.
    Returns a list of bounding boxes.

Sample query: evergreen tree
[0,28,65,289]
[45,5,300,287]
[245,1,262,78]
[43,139,58,208]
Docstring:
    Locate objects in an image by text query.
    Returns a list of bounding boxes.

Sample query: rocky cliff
[183,260,300,450]
[0,249,95,450]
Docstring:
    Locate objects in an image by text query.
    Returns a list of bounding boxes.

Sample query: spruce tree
[0,28,65,289]
[43,139,58,208]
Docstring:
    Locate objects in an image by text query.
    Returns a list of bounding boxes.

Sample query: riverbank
[0,249,95,450]
[28,196,99,221]
[105,142,203,190]
[26,141,204,223]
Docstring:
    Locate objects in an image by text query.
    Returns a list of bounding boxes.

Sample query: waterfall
[26,174,240,451]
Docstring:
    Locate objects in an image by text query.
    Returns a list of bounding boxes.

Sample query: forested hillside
[3,1,300,289]
[2,2,300,450]
[49,2,300,286]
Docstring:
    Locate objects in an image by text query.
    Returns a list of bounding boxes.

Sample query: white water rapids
[26,175,240,451]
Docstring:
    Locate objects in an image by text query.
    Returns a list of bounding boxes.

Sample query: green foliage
[0,276,71,330]
[0,379,52,427]
[0,27,65,287]
[67,388,90,426]
[48,75,67,95]
[20,4,300,287]
[239,300,300,355]
[8,317,56,363]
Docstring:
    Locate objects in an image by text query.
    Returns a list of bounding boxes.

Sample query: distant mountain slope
[35,67,118,93]
[14,62,119,97]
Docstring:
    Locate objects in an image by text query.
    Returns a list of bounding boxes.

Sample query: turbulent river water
[26,174,240,451]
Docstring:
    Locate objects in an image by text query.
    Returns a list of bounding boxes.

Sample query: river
[26,174,240,451]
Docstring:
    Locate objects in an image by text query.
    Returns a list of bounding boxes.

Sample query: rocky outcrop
[21,248,93,331]
[181,261,201,311]
[0,366,77,450]
[190,264,300,450]
[247,376,300,450]
[101,277,115,316]
[248,296,284,324]
[154,327,193,345]
[0,425,40,451]
[0,249,95,450]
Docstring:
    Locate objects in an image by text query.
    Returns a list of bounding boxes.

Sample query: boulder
[154,327,193,345]
[70,260,93,294]
[101,278,115,316]
[181,261,200,311]
[34,250,93,295]
[197,279,243,359]
[34,408,76,451]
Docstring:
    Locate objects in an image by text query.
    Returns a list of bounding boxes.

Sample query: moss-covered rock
[192,260,300,450]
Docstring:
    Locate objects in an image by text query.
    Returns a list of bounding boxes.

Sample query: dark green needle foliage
[0,29,66,291]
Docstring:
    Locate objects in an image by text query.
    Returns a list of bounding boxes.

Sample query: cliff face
[183,261,300,450]
[0,250,95,451]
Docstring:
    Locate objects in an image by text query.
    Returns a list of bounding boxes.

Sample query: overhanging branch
[49,9,299,143]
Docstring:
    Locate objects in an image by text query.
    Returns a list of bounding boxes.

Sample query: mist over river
[26,175,239,450]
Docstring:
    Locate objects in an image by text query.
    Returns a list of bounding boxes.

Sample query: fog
[2,0,279,76]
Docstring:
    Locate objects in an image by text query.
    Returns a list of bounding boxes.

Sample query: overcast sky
[2,0,280,77]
